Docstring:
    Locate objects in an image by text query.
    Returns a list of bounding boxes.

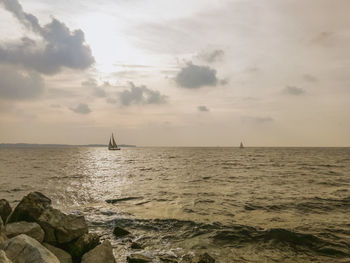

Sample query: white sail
[111,133,117,148]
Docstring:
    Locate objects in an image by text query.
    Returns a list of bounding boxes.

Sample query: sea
[0,147,349,262]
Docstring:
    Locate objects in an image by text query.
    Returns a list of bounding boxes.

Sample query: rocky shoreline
[0,192,215,263]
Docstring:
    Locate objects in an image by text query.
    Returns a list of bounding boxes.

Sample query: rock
[193,253,215,263]
[81,240,115,263]
[127,253,152,263]
[38,207,88,245]
[0,250,13,263]
[130,242,142,249]
[43,243,73,263]
[105,197,141,204]
[5,221,45,243]
[7,192,51,223]
[0,217,7,245]
[113,225,130,238]
[0,199,12,223]
[1,234,60,263]
[67,233,100,260]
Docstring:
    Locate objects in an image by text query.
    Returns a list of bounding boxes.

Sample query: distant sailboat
[108,133,121,150]
[239,142,244,148]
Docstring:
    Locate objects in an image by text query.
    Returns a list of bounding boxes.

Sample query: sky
[0,0,349,146]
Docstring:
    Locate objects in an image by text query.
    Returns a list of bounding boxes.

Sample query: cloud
[283,86,305,96]
[81,78,109,98]
[0,65,44,100]
[241,116,274,124]
[302,74,318,82]
[198,49,224,63]
[0,0,94,74]
[70,103,91,114]
[198,105,209,112]
[175,63,218,89]
[119,82,167,106]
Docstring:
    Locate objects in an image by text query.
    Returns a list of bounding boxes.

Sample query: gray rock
[38,207,88,245]
[0,250,13,263]
[7,192,51,223]
[127,253,152,263]
[0,199,12,223]
[113,225,130,238]
[0,218,7,245]
[43,243,72,263]
[66,233,100,259]
[1,234,60,263]
[81,240,115,263]
[5,221,45,243]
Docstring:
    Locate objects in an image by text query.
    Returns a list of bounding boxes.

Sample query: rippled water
[0,147,350,262]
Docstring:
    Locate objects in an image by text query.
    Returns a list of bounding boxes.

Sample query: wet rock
[193,253,215,263]
[67,233,100,260]
[130,241,142,249]
[81,240,115,263]
[127,253,152,263]
[1,234,60,263]
[7,192,51,223]
[113,225,130,238]
[0,250,13,263]
[0,217,7,245]
[38,207,88,245]
[159,254,178,263]
[106,197,141,204]
[5,221,45,243]
[0,199,12,223]
[44,243,73,263]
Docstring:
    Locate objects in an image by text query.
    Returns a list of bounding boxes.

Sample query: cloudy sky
[0,0,349,146]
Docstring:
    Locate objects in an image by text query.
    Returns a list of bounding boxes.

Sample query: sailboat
[239,142,244,149]
[108,133,121,150]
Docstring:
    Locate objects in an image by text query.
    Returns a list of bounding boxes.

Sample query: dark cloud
[119,82,167,106]
[283,86,305,96]
[198,105,209,112]
[241,116,274,124]
[198,49,224,63]
[175,63,218,89]
[70,103,91,114]
[0,65,44,100]
[0,0,94,75]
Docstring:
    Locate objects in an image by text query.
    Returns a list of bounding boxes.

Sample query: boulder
[7,192,51,223]
[113,225,130,238]
[0,250,13,263]
[5,221,45,243]
[66,233,100,259]
[38,207,88,245]
[193,253,215,263]
[1,234,60,263]
[0,199,12,223]
[43,243,72,263]
[130,242,142,249]
[127,253,152,263]
[0,217,7,245]
[81,240,115,263]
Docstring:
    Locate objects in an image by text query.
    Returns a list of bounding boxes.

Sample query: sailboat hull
[108,147,121,150]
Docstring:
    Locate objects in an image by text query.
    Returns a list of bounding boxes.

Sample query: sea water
[0,147,349,262]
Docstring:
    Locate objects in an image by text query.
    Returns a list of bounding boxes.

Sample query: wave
[100,217,350,258]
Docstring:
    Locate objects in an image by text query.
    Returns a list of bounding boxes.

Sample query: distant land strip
[0,143,136,148]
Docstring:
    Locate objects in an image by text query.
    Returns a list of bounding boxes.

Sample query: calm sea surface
[0,147,350,262]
